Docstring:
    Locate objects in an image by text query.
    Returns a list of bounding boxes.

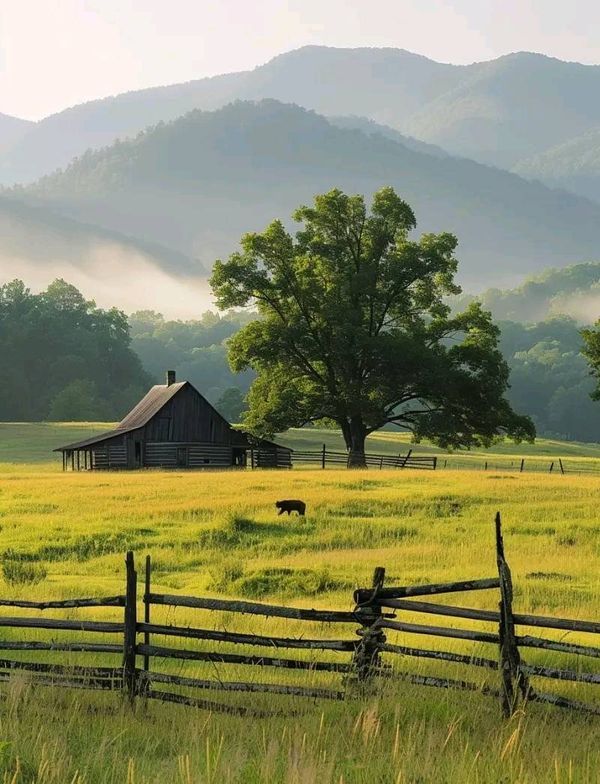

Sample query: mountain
[5,47,600,184]
[16,100,600,290]
[327,115,450,158]
[403,53,600,169]
[0,46,468,185]
[513,127,600,203]
[454,262,600,323]
[0,113,33,155]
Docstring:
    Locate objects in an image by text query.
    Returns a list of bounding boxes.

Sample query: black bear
[275,499,306,516]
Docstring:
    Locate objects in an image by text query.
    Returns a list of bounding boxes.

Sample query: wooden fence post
[559,458,565,475]
[495,513,527,717]
[549,461,554,473]
[322,443,326,470]
[123,551,138,704]
[400,449,413,469]
[143,555,151,677]
[352,567,386,684]
[519,459,525,473]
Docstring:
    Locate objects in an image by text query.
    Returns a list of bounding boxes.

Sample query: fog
[0,241,214,318]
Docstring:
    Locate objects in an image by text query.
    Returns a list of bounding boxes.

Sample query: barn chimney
[166,370,176,386]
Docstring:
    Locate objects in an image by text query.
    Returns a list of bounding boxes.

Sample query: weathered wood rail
[0,514,597,719]
[289,447,437,470]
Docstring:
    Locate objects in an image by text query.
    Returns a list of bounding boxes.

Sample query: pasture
[0,425,598,781]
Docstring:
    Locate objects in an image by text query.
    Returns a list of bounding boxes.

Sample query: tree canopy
[211,187,535,465]
[0,279,150,421]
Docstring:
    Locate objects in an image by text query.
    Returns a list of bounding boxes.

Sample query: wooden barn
[55,371,292,471]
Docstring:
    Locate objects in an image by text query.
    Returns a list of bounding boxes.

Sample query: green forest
[1,272,600,442]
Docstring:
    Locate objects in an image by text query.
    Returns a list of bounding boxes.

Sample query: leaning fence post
[559,458,565,475]
[495,512,527,717]
[519,459,525,473]
[352,566,386,684]
[123,550,138,704]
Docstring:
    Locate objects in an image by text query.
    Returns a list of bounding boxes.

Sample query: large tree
[581,322,600,404]
[211,188,534,466]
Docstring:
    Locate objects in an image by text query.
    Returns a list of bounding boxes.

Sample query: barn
[55,371,292,470]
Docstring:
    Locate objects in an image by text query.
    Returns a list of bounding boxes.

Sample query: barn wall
[90,435,127,469]
[144,442,233,468]
[142,385,238,443]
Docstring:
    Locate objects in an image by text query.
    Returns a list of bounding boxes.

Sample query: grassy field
[0,425,598,781]
[4,421,600,467]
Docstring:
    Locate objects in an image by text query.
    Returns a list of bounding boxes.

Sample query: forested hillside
[514,127,600,203]
[454,263,600,323]
[0,279,149,421]
[2,276,599,442]
[5,46,600,184]
[16,100,600,290]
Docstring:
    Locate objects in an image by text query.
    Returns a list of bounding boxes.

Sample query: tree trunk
[344,416,367,469]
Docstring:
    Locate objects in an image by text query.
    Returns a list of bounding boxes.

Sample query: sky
[1,0,600,120]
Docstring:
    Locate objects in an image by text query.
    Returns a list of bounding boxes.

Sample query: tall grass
[0,461,598,781]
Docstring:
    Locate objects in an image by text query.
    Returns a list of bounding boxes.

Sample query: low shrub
[2,560,47,586]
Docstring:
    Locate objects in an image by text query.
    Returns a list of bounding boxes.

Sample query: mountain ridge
[14,99,600,292]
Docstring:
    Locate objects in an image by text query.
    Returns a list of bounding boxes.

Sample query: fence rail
[287,447,437,470]
[0,515,597,719]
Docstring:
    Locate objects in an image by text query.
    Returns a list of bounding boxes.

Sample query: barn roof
[54,377,289,454]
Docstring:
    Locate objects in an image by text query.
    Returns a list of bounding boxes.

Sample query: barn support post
[496,512,528,717]
[322,443,326,470]
[71,451,75,471]
[123,551,138,705]
[351,566,386,686]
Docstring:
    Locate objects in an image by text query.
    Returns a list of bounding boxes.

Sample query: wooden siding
[91,442,127,469]
[144,442,233,468]
[141,385,237,444]
[254,447,293,469]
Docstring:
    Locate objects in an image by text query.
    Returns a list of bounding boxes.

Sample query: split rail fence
[286,446,437,470]
[0,515,598,718]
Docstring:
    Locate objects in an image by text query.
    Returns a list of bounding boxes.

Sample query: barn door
[176,447,188,468]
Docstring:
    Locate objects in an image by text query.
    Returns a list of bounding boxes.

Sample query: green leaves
[210,187,535,454]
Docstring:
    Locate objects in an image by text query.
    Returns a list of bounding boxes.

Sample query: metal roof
[54,379,290,454]
[54,381,187,451]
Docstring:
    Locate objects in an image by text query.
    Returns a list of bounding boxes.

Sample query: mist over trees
[1,274,599,444]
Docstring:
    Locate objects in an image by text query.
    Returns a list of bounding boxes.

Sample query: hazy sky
[2,0,600,121]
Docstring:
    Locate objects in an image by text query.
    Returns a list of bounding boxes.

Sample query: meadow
[0,424,598,781]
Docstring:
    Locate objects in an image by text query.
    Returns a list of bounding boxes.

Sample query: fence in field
[277,446,437,470]
[267,445,600,475]
[0,515,598,718]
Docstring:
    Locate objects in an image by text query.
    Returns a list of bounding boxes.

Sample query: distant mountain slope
[403,53,600,168]
[0,113,33,155]
[0,193,206,315]
[5,46,600,184]
[17,100,600,290]
[0,46,469,185]
[327,115,450,158]
[455,262,600,322]
[513,127,600,202]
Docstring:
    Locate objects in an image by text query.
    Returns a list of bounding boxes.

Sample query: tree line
[3,188,600,450]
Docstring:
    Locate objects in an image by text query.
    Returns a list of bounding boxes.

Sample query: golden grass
[0,460,599,781]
